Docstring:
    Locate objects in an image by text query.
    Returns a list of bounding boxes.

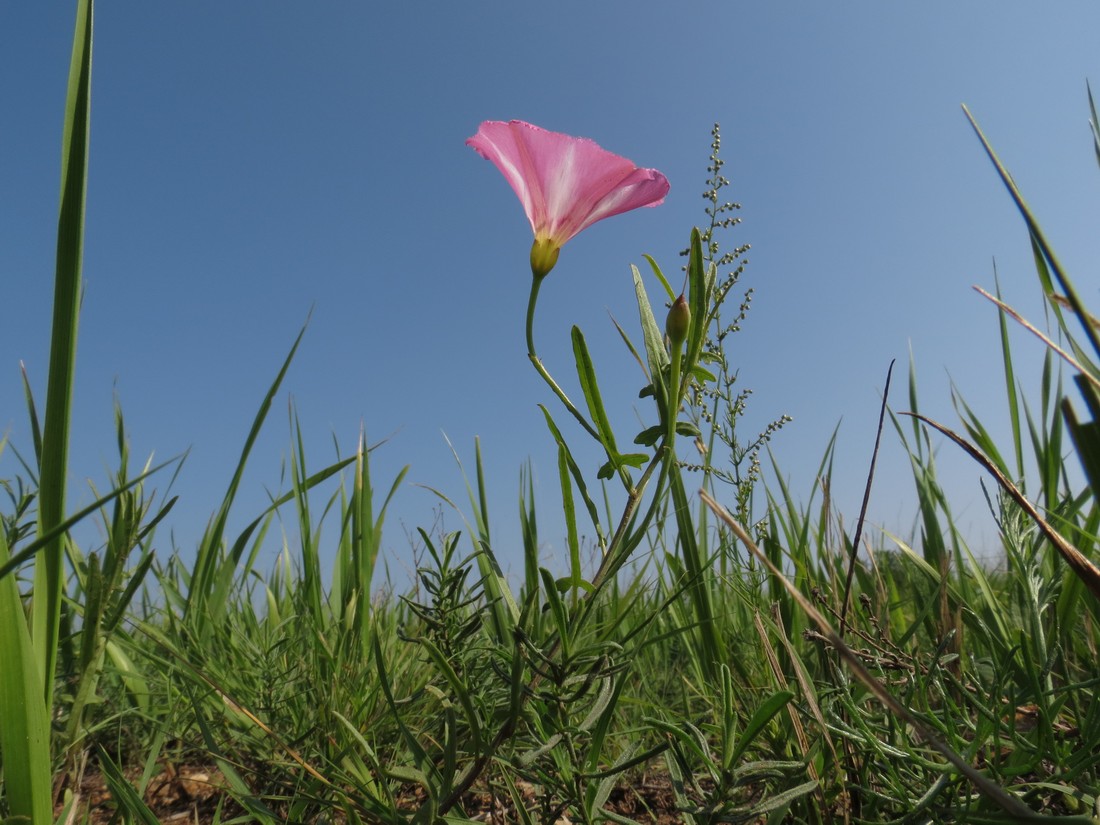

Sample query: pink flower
[467,120,670,278]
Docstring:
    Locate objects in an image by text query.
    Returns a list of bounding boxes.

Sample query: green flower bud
[666,292,690,346]
[529,237,561,280]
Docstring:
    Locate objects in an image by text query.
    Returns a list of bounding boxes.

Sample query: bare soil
[67,762,696,824]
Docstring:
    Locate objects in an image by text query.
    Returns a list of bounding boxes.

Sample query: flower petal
[467,120,668,247]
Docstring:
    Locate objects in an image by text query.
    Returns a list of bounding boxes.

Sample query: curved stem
[525,276,601,442]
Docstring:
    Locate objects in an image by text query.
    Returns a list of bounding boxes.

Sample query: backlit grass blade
[185,321,308,630]
[907,412,1100,602]
[344,430,407,645]
[994,274,1026,478]
[1088,81,1100,172]
[33,0,93,711]
[963,104,1100,364]
[20,363,43,468]
[572,325,634,486]
[0,456,177,581]
[0,523,52,824]
[443,436,519,643]
[701,490,1041,821]
[557,444,583,590]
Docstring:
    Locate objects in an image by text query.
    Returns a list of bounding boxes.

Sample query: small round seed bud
[666,292,690,346]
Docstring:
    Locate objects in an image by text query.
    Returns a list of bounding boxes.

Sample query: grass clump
[6,3,1100,823]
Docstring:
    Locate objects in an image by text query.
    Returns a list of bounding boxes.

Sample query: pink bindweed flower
[467,120,670,278]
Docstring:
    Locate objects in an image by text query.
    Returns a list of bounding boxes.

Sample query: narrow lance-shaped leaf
[632,264,670,414]
[540,405,604,544]
[557,443,583,591]
[572,325,633,486]
[33,0,93,710]
[686,227,709,375]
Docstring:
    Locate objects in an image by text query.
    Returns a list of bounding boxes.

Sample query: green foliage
[10,7,1100,820]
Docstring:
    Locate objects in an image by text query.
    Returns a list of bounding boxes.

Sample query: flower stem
[666,339,683,447]
[438,275,684,819]
[525,276,601,442]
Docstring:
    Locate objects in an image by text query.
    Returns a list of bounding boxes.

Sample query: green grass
[5,3,1100,822]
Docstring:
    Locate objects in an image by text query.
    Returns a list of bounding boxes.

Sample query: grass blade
[33,0,93,711]
[700,490,1039,821]
[0,524,52,824]
[962,104,1100,363]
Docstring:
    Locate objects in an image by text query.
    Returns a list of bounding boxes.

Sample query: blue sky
[3,3,1099,583]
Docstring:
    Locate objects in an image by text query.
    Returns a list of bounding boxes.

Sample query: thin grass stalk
[290,407,324,627]
[838,359,894,636]
[346,431,405,651]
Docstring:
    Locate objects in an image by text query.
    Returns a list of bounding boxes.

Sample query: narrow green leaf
[19,364,43,468]
[34,0,94,711]
[1088,80,1100,172]
[539,405,603,539]
[540,566,571,659]
[963,105,1100,363]
[95,746,161,825]
[726,690,794,768]
[686,227,709,372]
[571,325,620,456]
[557,444,581,587]
[632,264,670,410]
[0,526,52,824]
[642,253,676,302]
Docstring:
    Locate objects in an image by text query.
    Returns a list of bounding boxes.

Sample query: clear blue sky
[3,2,1099,582]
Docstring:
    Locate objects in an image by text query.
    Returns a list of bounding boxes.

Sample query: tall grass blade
[443,436,519,643]
[185,321,308,631]
[33,0,93,711]
[994,274,1026,478]
[963,104,1100,363]
[668,466,720,678]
